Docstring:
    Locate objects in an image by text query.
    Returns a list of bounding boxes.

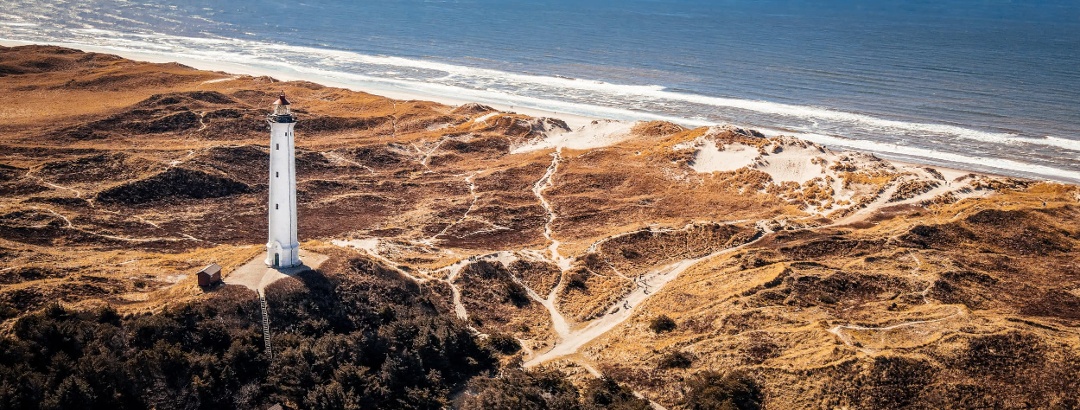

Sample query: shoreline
[2,39,1071,186]
[0,39,597,130]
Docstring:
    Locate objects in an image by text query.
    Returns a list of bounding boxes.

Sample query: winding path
[826,307,965,354]
[425,172,480,244]
[525,227,766,367]
[533,148,569,269]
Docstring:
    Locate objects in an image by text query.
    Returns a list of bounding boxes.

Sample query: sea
[2,0,1079,183]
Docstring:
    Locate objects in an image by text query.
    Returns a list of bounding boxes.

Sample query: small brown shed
[197,263,222,288]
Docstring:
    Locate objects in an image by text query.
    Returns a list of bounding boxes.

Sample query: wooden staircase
[259,291,272,359]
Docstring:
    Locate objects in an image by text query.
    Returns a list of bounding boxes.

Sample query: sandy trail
[333,239,473,320]
[435,251,520,322]
[426,172,479,244]
[833,182,901,225]
[541,273,572,336]
[525,280,571,338]
[525,258,701,366]
[533,148,568,267]
[133,214,162,229]
[32,206,206,244]
[412,137,447,168]
[827,307,965,354]
[521,146,575,337]
[909,253,922,274]
[197,75,239,86]
[32,207,74,228]
[832,172,989,227]
[525,229,764,367]
[331,239,435,284]
[24,169,82,198]
[443,261,471,320]
[167,149,199,167]
[335,238,535,324]
[323,151,375,174]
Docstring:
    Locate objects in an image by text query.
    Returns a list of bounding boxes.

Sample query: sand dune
[1,45,1078,409]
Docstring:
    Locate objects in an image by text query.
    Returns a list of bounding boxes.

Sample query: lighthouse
[265,92,301,268]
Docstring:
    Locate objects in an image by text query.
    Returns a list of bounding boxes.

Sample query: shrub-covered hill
[0,257,491,409]
[0,254,652,410]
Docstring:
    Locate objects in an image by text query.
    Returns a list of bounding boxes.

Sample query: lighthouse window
[275,172,279,178]
[275,204,279,210]
[276,144,280,150]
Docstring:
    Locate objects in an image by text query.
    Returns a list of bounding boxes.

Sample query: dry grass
[2,45,1079,409]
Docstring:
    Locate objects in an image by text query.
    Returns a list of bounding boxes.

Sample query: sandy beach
[0,39,598,130]
[0,39,1029,185]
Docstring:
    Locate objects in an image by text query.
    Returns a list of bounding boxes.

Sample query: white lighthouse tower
[265,92,301,268]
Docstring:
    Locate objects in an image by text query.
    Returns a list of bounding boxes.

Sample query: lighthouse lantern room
[265,92,301,268]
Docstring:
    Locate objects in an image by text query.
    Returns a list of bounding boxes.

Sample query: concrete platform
[224,248,328,293]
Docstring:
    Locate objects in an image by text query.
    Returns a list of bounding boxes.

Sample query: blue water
[3,0,1079,182]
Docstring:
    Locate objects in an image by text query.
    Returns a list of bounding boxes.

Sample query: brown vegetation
[1,45,1078,409]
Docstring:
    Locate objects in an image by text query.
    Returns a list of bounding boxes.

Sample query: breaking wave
[1,22,1077,183]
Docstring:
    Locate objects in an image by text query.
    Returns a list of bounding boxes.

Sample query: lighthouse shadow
[270,262,327,292]
[274,262,318,277]
[287,266,329,292]
[263,267,354,334]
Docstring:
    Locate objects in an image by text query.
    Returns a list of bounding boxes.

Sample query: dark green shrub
[461,368,580,410]
[658,350,694,369]
[567,271,589,290]
[504,282,530,308]
[487,332,522,355]
[683,370,762,410]
[582,376,652,410]
[649,315,677,333]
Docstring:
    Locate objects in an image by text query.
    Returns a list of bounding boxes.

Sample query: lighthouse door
[274,253,280,268]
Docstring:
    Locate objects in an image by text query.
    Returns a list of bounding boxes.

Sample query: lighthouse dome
[268,92,296,123]
[272,93,291,116]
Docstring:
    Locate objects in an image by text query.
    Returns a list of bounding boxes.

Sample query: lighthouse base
[265,241,301,269]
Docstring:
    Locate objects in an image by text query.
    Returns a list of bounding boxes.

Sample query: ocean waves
[1,16,1078,183]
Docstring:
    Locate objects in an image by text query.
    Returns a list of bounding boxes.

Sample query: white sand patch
[756,144,828,184]
[681,135,978,216]
[472,112,500,123]
[332,238,380,252]
[512,120,636,153]
[684,135,831,184]
[672,140,697,151]
[892,161,973,183]
[425,122,451,131]
[828,175,863,208]
[678,133,997,219]
[689,140,757,173]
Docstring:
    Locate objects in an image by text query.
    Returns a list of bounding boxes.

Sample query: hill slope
[1,45,1078,409]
